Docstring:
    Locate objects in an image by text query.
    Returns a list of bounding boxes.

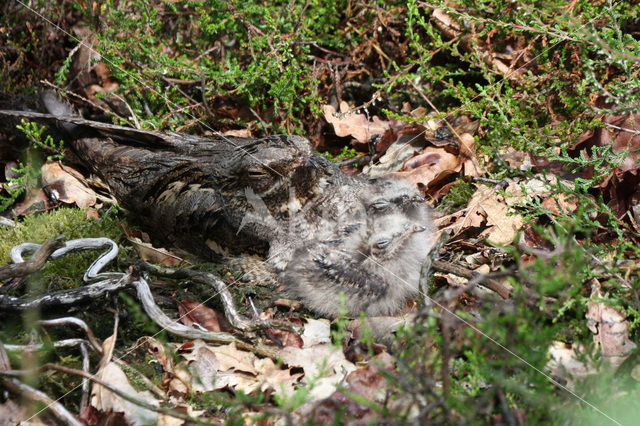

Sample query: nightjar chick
[282,178,436,317]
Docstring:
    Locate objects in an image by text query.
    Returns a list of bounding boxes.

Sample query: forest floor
[1,0,640,424]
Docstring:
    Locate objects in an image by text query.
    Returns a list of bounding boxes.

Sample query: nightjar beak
[301,157,318,170]
[413,225,427,233]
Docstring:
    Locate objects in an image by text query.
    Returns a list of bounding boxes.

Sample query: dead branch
[139,261,252,330]
[0,274,133,310]
[79,343,90,412]
[132,271,278,358]
[0,341,82,426]
[2,237,279,358]
[432,259,513,299]
[0,235,64,281]
[3,338,95,352]
[39,317,103,353]
[0,364,207,425]
[139,261,303,335]
[2,238,129,310]
[1,377,83,425]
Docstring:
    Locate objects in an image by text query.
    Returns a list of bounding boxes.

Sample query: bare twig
[335,155,371,167]
[200,71,213,117]
[132,271,278,358]
[496,387,520,426]
[138,261,252,330]
[248,106,269,135]
[0,342,82,425]
[0,274,133,310]
[3,338,95,353]
[1,376,83,425]
[0,365,206,425]
[39,317,103,353]
[79,343,90,412]
[0,235,64,281]
[3,237,277,358]
[432,259,512,299]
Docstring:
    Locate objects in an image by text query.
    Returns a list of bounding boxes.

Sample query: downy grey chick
[282,177,435,317]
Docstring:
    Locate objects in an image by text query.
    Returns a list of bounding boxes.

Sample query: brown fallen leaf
[431,8,521,81]
[253,357,302,398]
[300,318,331,347]
[91,362,160,425]
[571,111,640,175]
[178,300,233,333]
[309,390,374,424]
[322,101,401,144]
[181,341,258,375]
[365,132,426,176]
[547,341,593,390]
[121,224,152,243]
[11,187,58,216]
[281,344,357,400]
[586,279,637,367]
[394,147,460,188]
[402,150,446,171]
[479,202,524,245]
[503,177,579,216]
[346,363,387,401]
[86,208,101,220]
[268,328,304,348]
[41,161,97,209]
[308,352,394,424]
[435,207,483,231]
[458,132,483,177]
[127,236,188,267]
[223,129,253,138]
[460,184,524,245]
[177,340,301,397]
[185,345,219,393]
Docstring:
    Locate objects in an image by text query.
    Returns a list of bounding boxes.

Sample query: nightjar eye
[246,168,270,180]
[376,239,391,249]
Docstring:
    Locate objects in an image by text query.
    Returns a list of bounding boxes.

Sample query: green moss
[437,179,476,211]
[119,361,157,392]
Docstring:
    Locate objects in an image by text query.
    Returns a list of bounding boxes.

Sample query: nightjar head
[232,135,319,212]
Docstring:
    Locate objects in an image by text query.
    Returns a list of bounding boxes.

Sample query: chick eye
[376,239,391,249]
[370,200,390,211]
